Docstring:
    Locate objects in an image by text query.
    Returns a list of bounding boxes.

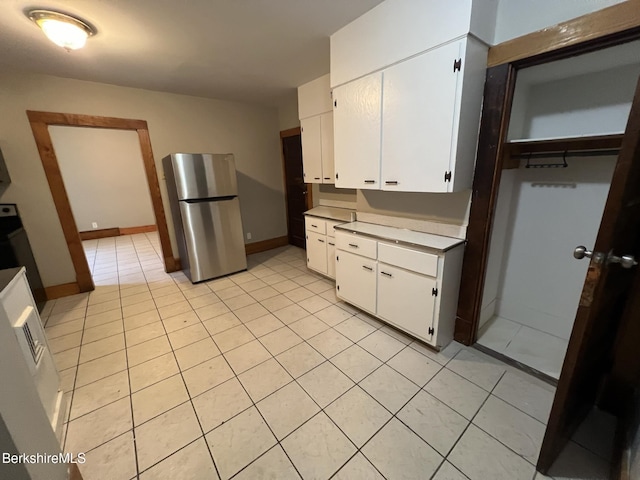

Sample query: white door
[377,263,436,343]
[320,112,335,184]
[333,73,382,189]
[335,250,377,314]
[301,116,323,183]
[381,40,462,193]
[326,240,336,279]
[306,231,328,274]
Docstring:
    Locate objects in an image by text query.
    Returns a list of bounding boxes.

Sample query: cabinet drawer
[335,231,377,259]
[378,243,438,277]
[326,220,343,238]
[305,217,326,235]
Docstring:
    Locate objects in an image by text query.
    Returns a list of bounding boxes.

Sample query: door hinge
[336,172,339,180]
[453,58,462,72]
[337,285,340,291]
[428,327,434,335]
[307,257,310,262]
[334,99,338,108]
[432,287,438,296]
[336,255,339,262]
[444,171,452,183]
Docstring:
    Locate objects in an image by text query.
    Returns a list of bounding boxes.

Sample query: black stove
[0,204,46,311]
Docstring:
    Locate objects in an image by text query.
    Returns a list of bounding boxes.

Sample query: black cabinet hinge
[428,327,434,335]
[337,285,340,291]
[444,171,452,182]
[334,99,338,108]
[336,172,339,180]
[453,58,462,72]
[432,287,438,296]
[336,255,339,262]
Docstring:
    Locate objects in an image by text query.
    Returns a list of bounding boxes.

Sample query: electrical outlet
[246,232,252,240]
[91,222,98,229]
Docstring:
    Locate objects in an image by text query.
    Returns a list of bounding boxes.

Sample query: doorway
[27,111,178,295]
[453,7,640,474]
[280,127,312,249]
[473,41,639,382]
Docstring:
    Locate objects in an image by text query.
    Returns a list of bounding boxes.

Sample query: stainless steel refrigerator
[163,153,247,283]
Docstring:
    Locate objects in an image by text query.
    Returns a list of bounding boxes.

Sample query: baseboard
[45,282,81,300]
[245,235,289,255]
[78,228,120,240]
[79,225,157,240]
[119,224,157,235]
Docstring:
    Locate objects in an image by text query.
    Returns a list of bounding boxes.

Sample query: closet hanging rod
[511,148,620,160]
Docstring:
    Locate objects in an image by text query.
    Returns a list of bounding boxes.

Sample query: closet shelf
[506,134,623,155]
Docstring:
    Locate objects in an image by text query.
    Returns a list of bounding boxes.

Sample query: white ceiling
[0,0,384,106]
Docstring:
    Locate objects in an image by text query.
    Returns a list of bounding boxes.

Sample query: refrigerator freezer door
[179,197,247,282]
[170,153,238,200]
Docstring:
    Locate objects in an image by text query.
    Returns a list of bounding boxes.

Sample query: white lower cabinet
[327,240,336,279]
[306,231,327,274]
[335,228,464,349]
[335,250,377,314]
[305,216,344,280]
[377,263,437,343]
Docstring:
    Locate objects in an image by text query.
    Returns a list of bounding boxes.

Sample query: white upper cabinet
[320,112,335,182]
[301,116,323,182]
[333,73,382,189]
[381,41,461,192]
[330,0,494,193]
[333,36,488,192]
[298,74,332,119]
[298,74,335,184]
[330,0,497,88]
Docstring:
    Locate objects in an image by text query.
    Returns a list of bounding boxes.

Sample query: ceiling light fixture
[27,9,95,51]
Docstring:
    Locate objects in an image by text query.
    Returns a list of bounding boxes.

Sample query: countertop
[304,206,356,223]
[334,221,465,253]
[0,267,22,293]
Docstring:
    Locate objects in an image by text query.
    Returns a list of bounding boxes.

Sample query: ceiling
[0,0,385,107]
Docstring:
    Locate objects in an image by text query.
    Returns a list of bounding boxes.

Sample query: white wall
[491,157,616,340]
[0,73,286,287]
[277,90,301,131]
[509,64,640,141]
[50,127,155,232]
[494,0,627,44]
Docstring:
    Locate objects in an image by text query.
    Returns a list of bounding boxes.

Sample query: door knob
[574,246,637,269]
[607,253,638,269]
[573,246,593,260]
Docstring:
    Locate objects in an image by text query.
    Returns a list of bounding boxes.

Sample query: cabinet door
[381,41,461,193]
[335,250,377,314]
[326,240,336,279]
[333,73,382,189]
[320,112,335,184]
[301,116,323,183]
[306,231,328,274]
[377,263,436,343]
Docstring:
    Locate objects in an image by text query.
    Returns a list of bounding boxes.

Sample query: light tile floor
[41,233,611,480]
[477,316,569,379]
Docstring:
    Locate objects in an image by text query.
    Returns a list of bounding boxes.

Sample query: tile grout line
[115,236,142,480]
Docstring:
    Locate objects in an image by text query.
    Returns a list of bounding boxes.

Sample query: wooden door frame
[455,1,640,345]
[280,127,313,245]
[26,111,179,293]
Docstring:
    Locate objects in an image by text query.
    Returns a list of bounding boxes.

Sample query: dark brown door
[538,76,640,472]
[281,128,310,249]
